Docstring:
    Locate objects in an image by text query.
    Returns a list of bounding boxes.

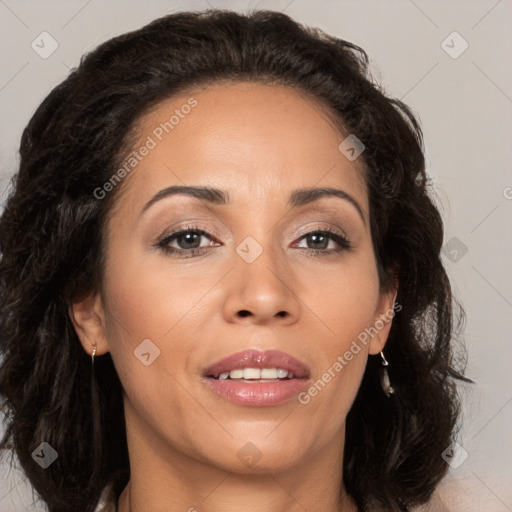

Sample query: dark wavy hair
[0,8,469,512]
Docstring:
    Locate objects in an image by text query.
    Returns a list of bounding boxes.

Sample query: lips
[203,349,311,407]
[204,349,311,379]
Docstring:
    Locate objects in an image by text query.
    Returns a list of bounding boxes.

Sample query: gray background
[0,0,511,510]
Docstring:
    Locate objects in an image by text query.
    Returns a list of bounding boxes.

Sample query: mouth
[204,349,311,380]
[203,349,311,407]
[210,368,297,381]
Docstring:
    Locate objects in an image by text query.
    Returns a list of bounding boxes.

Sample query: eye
[154,225,219,258]
[154,225,352,258]
[293,228,352,255]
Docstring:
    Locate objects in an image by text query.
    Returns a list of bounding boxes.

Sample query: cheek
[295,255,379,408]
[298,273,375,427]
[302,252,380,343]
[99,246,224,408]
[100,254,207,439]
[102,245,209,344]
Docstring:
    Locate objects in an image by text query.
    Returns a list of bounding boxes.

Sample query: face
[72,81,396,476]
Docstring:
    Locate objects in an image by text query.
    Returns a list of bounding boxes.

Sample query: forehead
[112,81,367,216]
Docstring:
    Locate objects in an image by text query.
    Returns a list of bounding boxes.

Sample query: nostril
[238,310,251,317]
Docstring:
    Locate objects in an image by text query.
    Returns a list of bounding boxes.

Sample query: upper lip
[204,349,311,379]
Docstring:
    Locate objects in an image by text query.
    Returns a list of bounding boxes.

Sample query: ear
[368,282,399,356]
[68,291,110,357]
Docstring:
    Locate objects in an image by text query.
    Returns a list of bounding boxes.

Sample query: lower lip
[205,377,310,407]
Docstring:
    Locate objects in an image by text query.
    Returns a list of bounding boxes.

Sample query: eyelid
[156,225,218,247]
[294,223,349,241]
[156,222,221,244]
[156,221,349,244]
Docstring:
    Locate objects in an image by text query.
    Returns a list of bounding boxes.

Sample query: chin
[205,440,310,475]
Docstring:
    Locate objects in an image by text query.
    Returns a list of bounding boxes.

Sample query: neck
[118,471,358,512]
[117,404,358,512]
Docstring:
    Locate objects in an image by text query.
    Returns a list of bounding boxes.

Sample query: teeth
[261,368,278,379]
[215,368,292,380]
[243,368,261,379]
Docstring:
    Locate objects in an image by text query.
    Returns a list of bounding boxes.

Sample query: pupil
[310,234,327,249]
[180,232,200,249]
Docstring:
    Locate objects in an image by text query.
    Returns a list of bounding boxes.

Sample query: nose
[222,238,301,326]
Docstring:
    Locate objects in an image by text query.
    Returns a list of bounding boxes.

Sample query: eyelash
[154,224,352,259]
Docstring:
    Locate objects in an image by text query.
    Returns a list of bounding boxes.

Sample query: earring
[91,343,97,366]
[379,351,395,398]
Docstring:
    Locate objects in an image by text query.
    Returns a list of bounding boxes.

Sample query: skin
[70,81,397,512]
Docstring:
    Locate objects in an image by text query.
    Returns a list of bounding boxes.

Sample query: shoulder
[92,479,118,512]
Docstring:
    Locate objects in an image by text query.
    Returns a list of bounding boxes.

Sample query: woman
[0,8,469,512]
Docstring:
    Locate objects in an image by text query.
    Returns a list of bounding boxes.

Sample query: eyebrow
[139,185,365,224]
